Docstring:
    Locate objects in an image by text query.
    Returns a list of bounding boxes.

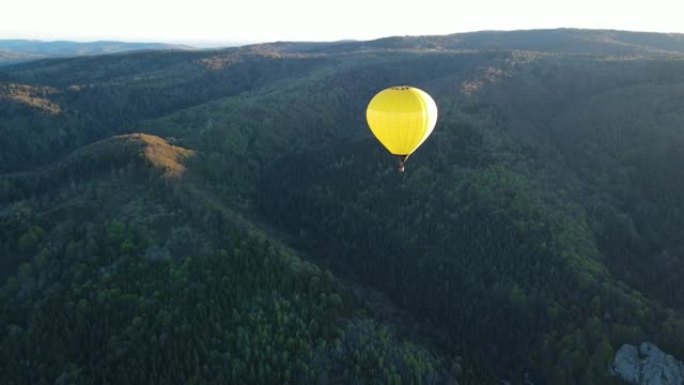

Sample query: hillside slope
[0,134,455,384]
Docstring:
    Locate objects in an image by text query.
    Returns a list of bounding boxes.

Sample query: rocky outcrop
[611,342,684,385]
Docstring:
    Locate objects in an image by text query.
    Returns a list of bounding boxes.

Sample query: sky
[2,0,683,47]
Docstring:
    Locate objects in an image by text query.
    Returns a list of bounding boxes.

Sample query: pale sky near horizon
[2,0,683,47]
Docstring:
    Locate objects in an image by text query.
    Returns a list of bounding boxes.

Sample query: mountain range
[0,39,192,66]
[2,28,684,384]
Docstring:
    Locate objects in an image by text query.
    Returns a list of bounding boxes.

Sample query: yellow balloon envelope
[366,86,438,171]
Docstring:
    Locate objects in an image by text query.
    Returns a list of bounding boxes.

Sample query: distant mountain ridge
[0,39,192,65]
[263,28,684,56]
[4,29,684,67]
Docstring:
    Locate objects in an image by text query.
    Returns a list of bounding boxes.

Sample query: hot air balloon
[366,86,438,172]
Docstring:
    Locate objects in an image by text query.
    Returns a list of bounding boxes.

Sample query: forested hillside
[0,134,452,384]
[2,29,684,384]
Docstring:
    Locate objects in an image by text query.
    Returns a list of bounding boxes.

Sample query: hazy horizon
[0,37,253,49]
[3,0,683,46]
